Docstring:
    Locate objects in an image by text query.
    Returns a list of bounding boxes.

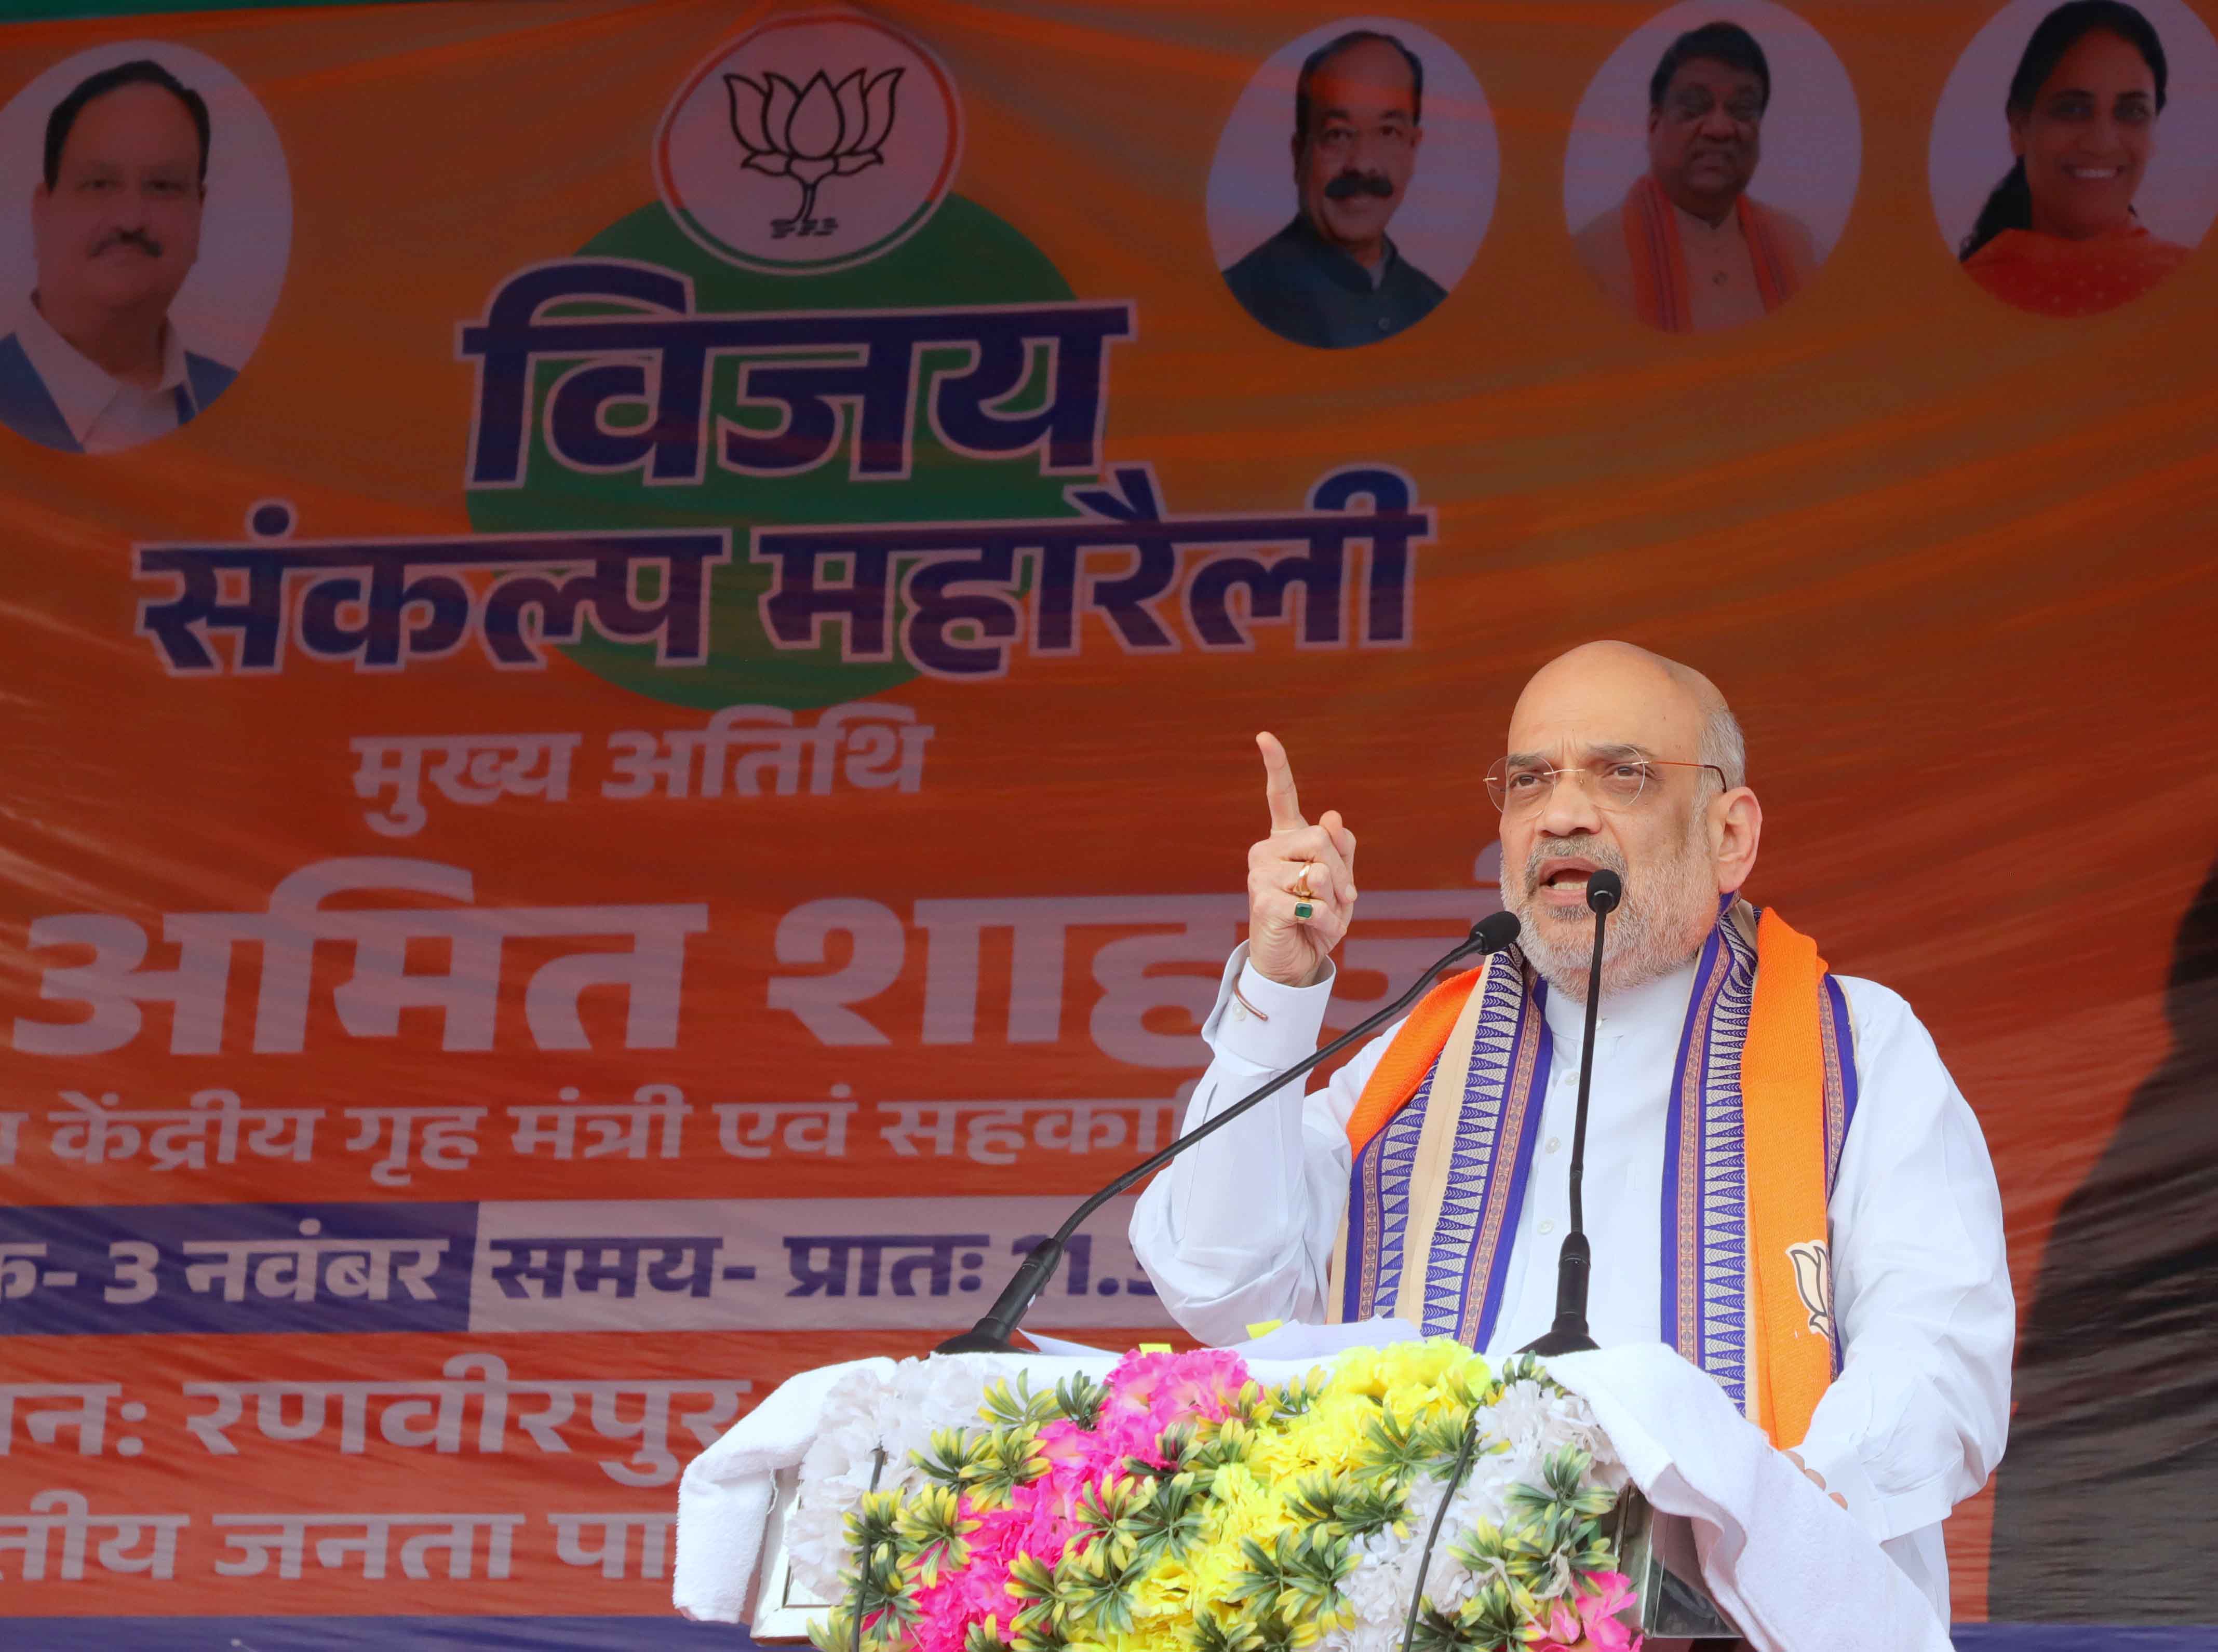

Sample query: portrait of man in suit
[1221,29,1448,349]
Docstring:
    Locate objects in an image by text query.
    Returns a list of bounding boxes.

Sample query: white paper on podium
[673,1338,1950,1652]
[1021,1318,1418,1361]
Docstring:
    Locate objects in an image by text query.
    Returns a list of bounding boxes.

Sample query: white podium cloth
[673,1340,1951,1652]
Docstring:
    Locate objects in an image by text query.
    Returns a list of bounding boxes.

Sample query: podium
[675,1340,1954,1652]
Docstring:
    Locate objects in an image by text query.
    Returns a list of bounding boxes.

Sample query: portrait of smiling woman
[1960,0,2189,315]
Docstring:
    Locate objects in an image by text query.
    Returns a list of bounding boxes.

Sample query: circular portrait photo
[1930,0,2218,318]
[0,41,290,455]
[1564,1,1861,335]
[1206,18,1499,350]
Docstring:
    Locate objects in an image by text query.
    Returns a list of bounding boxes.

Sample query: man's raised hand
[1246,732,1358,987]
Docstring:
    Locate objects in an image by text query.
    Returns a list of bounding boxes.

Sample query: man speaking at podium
[1130,641,2011,1617]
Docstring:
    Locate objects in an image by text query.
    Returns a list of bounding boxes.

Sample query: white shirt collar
[14,296,188,448]
[1539,952,1702,1048]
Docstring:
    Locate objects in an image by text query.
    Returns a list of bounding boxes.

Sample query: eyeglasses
[1484,755,1728,815]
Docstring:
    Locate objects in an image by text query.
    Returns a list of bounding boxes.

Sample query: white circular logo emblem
[655,10,963,275]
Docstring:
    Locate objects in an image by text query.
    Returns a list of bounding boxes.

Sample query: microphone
[935,910,1524,1355]
[1521,866,1620,1357]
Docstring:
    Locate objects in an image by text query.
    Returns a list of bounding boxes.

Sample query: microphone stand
[935,914,1521,1355]
[1521,870,1619,1357]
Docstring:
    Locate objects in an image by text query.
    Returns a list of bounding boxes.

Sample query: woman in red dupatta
[1959,1,2195,319]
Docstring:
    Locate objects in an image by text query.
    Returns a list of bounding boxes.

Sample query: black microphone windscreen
[1471,911,1521,953]
[1585,869,1623,914]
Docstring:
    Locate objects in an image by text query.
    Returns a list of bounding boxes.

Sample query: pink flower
[1037,1409,1166,1479]
[1104,1348,1253,1434]
[1572,1571,1643,1652]
[964,1501,1029,1568]
[1533,1596,1584,1648]
[1529,1573,1643,1652]
[897,1353,1262,1652]
[1003,1480,1074,1566]
[910,1566,1006,1652]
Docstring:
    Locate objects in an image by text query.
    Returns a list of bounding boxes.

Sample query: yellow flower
[1328,1344,1392,1399]
[1280,1391,1377,1473]
[1100,1626,1185,1652]
[1130,1551,1195,1621]
[1245,1426,1316,1485]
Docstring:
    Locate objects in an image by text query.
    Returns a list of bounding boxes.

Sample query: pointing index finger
[1256,731,1307,834]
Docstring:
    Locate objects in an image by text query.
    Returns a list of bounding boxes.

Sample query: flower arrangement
[787,1340,1641,1652]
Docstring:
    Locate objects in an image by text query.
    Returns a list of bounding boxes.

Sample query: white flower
[786,1355,1042,1597]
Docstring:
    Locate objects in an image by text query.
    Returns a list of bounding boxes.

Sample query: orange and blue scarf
[1326,902,1855,1449]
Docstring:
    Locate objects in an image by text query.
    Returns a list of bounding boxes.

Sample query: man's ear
[1712,786,1762,895]
[2007,111,2028,159]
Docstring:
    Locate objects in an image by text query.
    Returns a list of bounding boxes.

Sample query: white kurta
[1128,944,2013,1620]
[15,297,192,453]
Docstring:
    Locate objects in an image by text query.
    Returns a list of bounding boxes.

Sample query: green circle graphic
[464,195,1090,711]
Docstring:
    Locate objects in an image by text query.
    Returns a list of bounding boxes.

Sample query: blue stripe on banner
[7,1622,2214,1651]
[0,1618,757,1650]
[0,1203,476,1334]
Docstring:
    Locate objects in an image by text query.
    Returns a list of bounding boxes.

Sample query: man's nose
[1698,104,1740,139]
[1535,774,1605,838]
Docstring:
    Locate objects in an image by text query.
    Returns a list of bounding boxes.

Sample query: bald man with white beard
[1130,642,2011,1621]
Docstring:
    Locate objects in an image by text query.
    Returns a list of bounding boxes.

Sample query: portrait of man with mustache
[1221,28,1449,349]
[0,58,237,454]
[1573,21,1821,334]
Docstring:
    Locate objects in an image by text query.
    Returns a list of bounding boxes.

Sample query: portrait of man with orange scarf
[1958,0,2193,318]
[1129,642,2013,1624]
[1573,22,1820,334]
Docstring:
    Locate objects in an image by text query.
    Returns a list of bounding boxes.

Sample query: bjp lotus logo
[660,14,963,275]
[1786,1240,1833,1339]
[723,67,903,236]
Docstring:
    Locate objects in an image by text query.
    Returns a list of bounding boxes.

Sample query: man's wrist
[1216,952,1334,1067]
[1251,957,1330,990]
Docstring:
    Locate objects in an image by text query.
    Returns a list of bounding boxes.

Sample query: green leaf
[1060,1540,1144,1636]
[1052,1372,1108,1430]
[1224,1529,1354,1621]
[1072,1473,1152,1573]
[843,1489,905,1556]
[1283,1468,1407,1540]
[1190,1612,1263,1652]
[1452,1577,1533,1649]
[962,1424,1048,1506]
[1352,1400,1431,1490]
[1130,1469,1208,1562]
[894,1483,979,1585]
[912,1426,986,1489]
[964,1621,1017,1652]
[980,1374,1061,1427]
[1269,1371,1328,1419]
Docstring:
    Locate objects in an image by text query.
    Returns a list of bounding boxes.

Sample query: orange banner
[2,0,2215,1639]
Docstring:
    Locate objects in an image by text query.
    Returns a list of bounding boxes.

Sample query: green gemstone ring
[1293,900,1315,922]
